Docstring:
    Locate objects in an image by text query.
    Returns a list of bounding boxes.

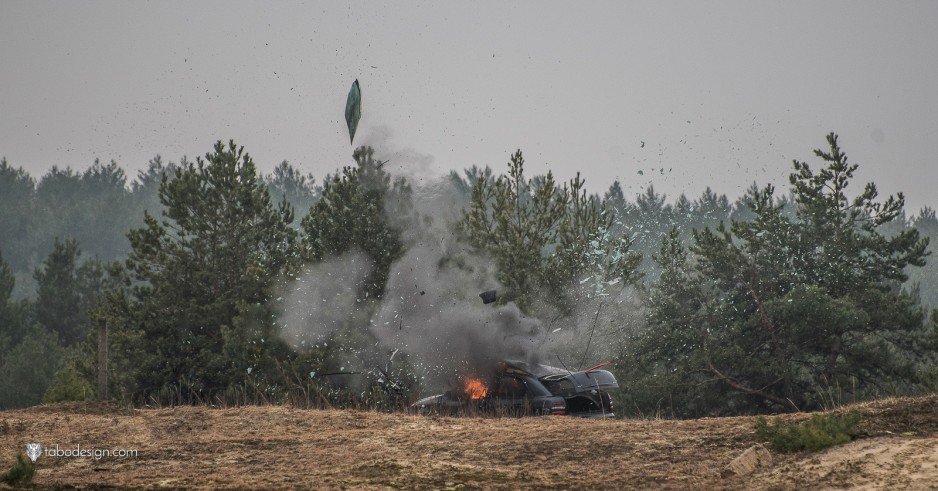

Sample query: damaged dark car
[413,360,618,418]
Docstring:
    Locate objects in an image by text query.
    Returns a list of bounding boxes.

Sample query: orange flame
[464,377,489,400]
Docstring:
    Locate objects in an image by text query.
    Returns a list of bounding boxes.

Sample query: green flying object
[345,79,361,145]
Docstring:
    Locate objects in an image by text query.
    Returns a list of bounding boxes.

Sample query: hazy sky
[1,1,936,211]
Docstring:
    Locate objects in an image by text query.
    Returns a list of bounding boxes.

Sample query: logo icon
[25,443,41,463]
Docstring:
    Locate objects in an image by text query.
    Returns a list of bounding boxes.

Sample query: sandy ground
[0,395,935,489]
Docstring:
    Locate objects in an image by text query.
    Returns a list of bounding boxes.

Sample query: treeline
[0,134,936,415]
[0,156,318,298]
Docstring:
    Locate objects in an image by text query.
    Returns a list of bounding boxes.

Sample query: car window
[492,376,526,398]
[523,377,552,397]
[542,377,576,396]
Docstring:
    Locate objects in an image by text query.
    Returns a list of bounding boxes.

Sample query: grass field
[1,394,935,489]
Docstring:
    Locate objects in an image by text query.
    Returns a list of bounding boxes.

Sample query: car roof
[502,359,571,378]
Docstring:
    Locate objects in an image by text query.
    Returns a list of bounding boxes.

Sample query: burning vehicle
[413,360,618,418]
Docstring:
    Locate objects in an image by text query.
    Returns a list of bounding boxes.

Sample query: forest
[1,133,936,417]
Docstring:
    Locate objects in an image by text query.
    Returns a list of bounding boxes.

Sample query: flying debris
[479,290,498,304]
[345,79,361,145]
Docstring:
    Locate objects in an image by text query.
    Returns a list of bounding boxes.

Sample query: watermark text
[25,443,138,462]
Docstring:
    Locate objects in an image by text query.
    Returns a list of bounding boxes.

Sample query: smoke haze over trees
[0,134,936,414]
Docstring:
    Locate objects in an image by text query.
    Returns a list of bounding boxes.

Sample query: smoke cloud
[275,140,643,396]
[278,251,374,351]
[371,242,543,389]
[276,166,547,393]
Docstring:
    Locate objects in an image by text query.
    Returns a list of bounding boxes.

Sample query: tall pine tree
[635,133,931,415]
[125,140,296,397]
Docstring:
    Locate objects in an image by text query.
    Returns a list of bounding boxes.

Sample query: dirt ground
[1,394,935,489]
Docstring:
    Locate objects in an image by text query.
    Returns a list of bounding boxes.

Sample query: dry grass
[0,394,935,489]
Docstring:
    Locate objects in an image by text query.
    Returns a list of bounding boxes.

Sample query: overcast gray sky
[1,1,936,211]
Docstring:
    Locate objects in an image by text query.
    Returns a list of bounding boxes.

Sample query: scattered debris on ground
[723,444,772,477]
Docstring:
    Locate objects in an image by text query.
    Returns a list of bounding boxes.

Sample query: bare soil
[1,394,935,489]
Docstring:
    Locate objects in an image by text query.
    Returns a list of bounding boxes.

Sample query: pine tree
[125,140,297,397]
[0,250,66,409]
[266,161,319,228]
[0,159,36,274]
[909,207,938,307]
[300,146,409,299]
[33,239,85,346]
[0,250,31,347]
[638,133,931,414]
[462,150,568,309]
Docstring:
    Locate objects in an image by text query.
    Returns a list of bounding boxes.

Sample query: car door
[487,375,530,415]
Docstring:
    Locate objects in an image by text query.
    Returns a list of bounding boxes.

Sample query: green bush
[0,325,65,409]
[43,359,94,403]
[755,411,862,452]
[0,453,35,487]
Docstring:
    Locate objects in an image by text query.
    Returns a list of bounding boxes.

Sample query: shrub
[0,325,64,409]
[43,359,94,403]
[755,411,862,452]
[0,453,35,487]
